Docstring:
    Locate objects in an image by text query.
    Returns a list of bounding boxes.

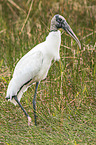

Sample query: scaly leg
[33,82,39,126]
[14,96,31,126]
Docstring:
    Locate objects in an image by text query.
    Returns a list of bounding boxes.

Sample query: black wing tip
[6,95,17,100]
[5,96,10,100]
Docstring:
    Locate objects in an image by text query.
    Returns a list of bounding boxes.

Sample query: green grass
[0,0,96,144]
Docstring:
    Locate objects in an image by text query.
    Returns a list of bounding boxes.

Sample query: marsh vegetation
[0,0,96,144]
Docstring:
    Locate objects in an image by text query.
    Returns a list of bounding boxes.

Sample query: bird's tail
[6,95,18,106]
[6,78,18,105]
[6,91,24,106]
[6,83,29,106]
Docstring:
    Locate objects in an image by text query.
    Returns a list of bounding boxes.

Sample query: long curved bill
[62,22,81,49]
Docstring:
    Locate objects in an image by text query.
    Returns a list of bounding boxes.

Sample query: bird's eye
[59,18,62,21]
[56,18,62,24]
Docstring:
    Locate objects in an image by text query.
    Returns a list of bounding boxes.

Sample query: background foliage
[0,0,96,144]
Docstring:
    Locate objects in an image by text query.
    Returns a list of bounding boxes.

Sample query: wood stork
[6,14,81,126]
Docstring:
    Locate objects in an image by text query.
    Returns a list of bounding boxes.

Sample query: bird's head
[50,14,81,49]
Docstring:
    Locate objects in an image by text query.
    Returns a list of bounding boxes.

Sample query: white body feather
[6,30,61,105]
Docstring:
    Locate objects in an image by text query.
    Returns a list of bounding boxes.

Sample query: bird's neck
[45,30,61,61]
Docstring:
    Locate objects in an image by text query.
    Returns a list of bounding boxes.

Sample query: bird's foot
[28,116,32,126]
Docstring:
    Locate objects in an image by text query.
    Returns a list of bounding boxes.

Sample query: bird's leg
[33,82,39,126]
[14,96,31,126]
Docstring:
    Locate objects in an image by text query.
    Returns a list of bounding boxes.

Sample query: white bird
[6,14,81,126]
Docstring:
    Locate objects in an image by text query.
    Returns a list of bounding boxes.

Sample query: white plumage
[6,30,61,105]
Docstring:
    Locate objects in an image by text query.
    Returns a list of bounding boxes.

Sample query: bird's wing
[13,51,43,85]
